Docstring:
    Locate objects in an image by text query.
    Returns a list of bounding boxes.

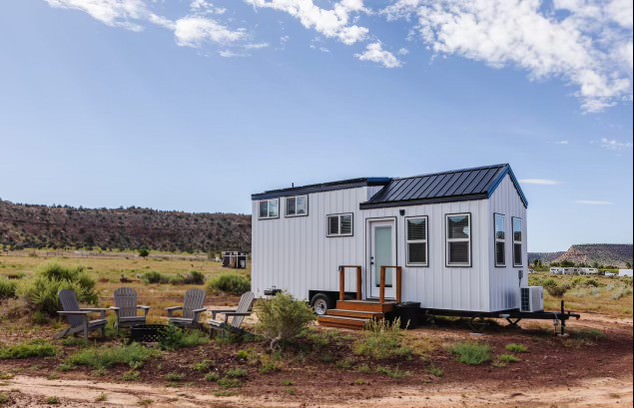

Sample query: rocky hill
[0,199,250,253]
[529,244,633,268]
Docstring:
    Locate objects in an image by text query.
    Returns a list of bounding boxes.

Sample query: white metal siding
[488,175,528,311]
[251,187,369,301]
[362,200,491,312]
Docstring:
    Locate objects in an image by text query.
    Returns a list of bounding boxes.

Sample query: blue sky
[0,0,632,251]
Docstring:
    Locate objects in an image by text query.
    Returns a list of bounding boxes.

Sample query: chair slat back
[114,287,138,318]
[231,291,255,328]
[59,289,83,328]
[183,289,206,319]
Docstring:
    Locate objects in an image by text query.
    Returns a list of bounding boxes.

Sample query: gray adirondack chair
[166,289,207,328]
[208,291,255,336]
[57,289,108,339]
[110,287,150,330]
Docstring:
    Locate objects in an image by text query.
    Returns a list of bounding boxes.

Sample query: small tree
[626,262,632,269]
[138,248,150,258]
[254,292,316,350]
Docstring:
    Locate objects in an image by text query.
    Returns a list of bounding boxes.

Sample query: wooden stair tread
[336,300,396,313]
[326,309,382,319]
[318,315,369,329]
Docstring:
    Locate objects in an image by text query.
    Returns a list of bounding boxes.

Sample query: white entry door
[368,219,396,299]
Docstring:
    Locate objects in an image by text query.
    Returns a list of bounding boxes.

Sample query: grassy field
[529,271,633,317]
[0,250,250,322]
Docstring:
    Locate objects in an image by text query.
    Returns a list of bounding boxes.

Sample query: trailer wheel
[310,293,331,316]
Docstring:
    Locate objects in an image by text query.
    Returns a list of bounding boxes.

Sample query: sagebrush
[18,263,98,316]
[254,291,315,350]
[207,273,250,295]
[354,318,412,360]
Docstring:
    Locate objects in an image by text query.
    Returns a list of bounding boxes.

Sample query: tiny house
[251,164,533,322]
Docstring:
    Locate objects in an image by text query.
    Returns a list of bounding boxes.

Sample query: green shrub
[0,392,12,405]
[168,275,186,285]
[46,396,60,405]
[184,271,205,285]
[18,263,98,316]
[0,340,57,359]
[0,277,17,300]
[142,271,167,284]
[165,372,185,382]
[451,342,492,365]
[207,273,250,295]
[122,370,141,381]
[542,279,570,297]
[427,365,444,377]
[254,292,316,350]
[225,368,247,378]
[217,377,242,389]
[498,354,520,363]
[138,248,150,258]
[354,319,412,361]
[205,372,220,382]
[505,343,528,353]
[193,360,213,372]
[66,343,159,370]
[375,366,411,379]
[158,326,209,351]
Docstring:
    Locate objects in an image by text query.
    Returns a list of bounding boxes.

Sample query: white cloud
[382,0,633,112]
[555,140,569,145]
[174,17,246,48]
[519,179,562,185]
[600,137,634,151]
[576,200,614,205]
[45,0,147,31]
[355,42,402,68]
[397,48,409,56]
[246,0,369,45]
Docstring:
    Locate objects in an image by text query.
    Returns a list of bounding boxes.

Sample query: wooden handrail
[339,265,363,301]
[379,266,403,304]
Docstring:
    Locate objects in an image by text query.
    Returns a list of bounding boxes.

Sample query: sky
[0,0,632,252]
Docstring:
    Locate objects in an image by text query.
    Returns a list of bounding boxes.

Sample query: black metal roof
[251,177,392,200]
[360,163,527,209]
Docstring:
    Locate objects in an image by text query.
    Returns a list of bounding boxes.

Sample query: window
[446,213,471,266]
[285,195,308,217]
[494,213,505,267]
[512,217,522,267]
[258,199,279,219]
[406,216,428,266]
[327,213,353,237]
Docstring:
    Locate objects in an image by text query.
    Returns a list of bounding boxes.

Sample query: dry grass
[0,250,250,324]
[530,272,633,317]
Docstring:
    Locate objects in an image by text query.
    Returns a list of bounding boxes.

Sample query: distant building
[618,269,633,277]
[579,267,598,275]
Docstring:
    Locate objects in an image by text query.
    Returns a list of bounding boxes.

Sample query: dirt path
[1,374,632,408]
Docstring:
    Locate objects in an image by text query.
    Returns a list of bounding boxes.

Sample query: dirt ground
[1,312,632,408]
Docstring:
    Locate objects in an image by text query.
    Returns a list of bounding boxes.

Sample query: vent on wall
[521,286,544,312]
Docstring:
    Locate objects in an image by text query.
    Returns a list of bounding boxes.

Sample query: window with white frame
[258,199,279,219]
[285,195,308,217]
[446,213,471,266]
[406,216,428,266]
[513,217,522,267]
[327,213,353,237]
[494,213,505,267]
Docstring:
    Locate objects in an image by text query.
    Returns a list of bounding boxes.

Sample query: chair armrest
[137,305,150,317]
[192,308,207,323]
[109,307,120,311]
[224,312,252,317]
[80,307,108,319]
[211,309,237,319]
[58,310,91,316]
[166,306,182,317]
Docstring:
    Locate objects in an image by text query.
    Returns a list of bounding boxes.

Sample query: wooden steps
[318,300,397,330]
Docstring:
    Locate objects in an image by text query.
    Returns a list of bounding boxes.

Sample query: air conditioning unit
[521,286,544,312]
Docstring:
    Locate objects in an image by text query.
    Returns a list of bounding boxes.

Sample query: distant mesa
[529,244,633,268]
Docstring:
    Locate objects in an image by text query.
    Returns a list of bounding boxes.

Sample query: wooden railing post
[339,266,345,301]
[380,266,386,304]
[396,266,402,304]
[356,266,362,300]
